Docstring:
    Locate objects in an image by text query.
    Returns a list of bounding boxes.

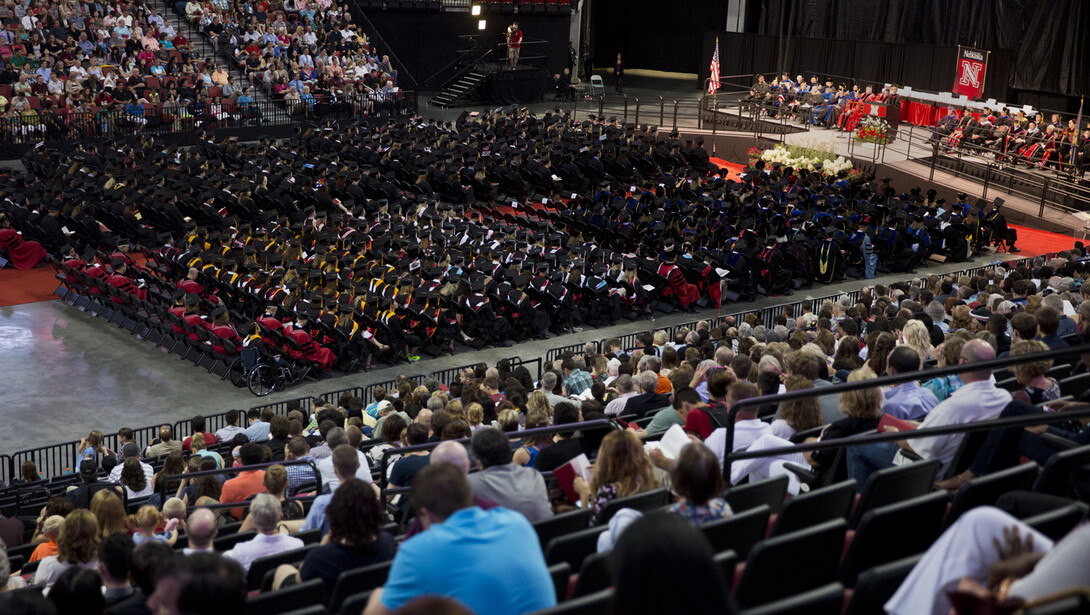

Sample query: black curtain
[759,0,1088,99]
[700,32,1009,101]
[591,0,728,74]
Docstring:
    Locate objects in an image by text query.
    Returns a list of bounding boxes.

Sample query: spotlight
[471,4,481,16]
[478,19,487,30]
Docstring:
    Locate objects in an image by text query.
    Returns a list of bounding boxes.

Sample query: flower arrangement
[855,115,892,145]
[755,143,855,177]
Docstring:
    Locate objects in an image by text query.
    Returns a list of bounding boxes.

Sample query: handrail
[377,418,620,489]
[159,458,324,509]
[722,342,1090,477]
[424,45,494,91]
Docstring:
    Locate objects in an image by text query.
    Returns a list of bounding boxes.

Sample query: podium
[857,99,902,129]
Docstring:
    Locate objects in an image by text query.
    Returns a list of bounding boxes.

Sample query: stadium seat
[533,508,592,549]
[213,530,256,551]
[247,545,317,590]
[279,607,326,615]
[700,504,771,559]
[842,555,922,615]
[769,480,856,537]
[944,464,1041,528]
[714,549,739,584]
[734,519,848,608]
[547,562,572,604]
[333,591,372,615]
[327,560,393,615]
[596,488,670,524]
[838,491,949,586]
[1019,593,1090,615]
[244,578,323,615]
[848,458,941,528]
[1059,373,1090,398]
[570,551,611,598]
[526,589,613,615]
[724,475,788,514]
[739,582,845,615]
[1032,443,1090,498]
[1023,503,1089,541]
[544,525,607,571]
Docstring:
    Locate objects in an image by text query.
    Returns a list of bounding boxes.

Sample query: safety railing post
[673,100,679,130]
[659,96,664,127]
[623,95,628,123]
[634,98,640,127]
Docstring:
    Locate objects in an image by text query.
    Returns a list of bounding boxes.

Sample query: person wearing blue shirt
[881,347,939,420]
[302,444,362,535]
[244,408,272,442]
[364,463,555,615]
[237,87,263,122]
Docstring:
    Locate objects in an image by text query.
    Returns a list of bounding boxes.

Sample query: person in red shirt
[684,370,736,440]
[221,443,268,520]
[506,21,522,69]
[182,414,219,452]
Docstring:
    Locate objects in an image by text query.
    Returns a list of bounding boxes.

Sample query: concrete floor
[0,254,1018,457]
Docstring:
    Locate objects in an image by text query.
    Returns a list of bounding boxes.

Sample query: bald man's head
[430,441,470,474]
[186,508,218,549]
[960,338,996,382]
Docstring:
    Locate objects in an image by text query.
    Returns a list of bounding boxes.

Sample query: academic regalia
[0,226,47,270]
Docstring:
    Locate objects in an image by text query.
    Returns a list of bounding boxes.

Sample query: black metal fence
[0,91,417,145]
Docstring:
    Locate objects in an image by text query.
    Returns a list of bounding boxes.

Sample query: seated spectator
[220,443,268,520]
[147,553,246,615]
[574,430,658,526]
[29,516,64,563]
[277,479,396,601]
[0,213,48,269]
[303,445,361,535]
[132,506,178,547]
[317,427,374,491]
[98,534,148,615]
[610,513,736,614]
[533,402,585,471]
[34,509,99,590]
[144,426,182,458]
[881,346,939,420]
[364,463,556,615]
[668,442,732,525]
[214,409,247,442]
[65,460,105,509]
[182,415,218,452]
[768,376,824,439]
[48,567,105,615]
[512,409,553,466]
[467,427,552,522]
[886,506,1089,615]
[108,444,152,486]
[224,493,304,574]
[91,491,131,540]
[181,508,218,557]
[388,424,432,511]
[241,465,304,533]
[120,457,154,499]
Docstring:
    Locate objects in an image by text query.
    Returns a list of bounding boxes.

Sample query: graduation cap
[172,289,186,302]
[211,305,227,318]
[185,293,201,307]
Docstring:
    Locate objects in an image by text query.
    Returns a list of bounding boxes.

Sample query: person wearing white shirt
[893,339,1011,475]
[224,493,303,573]
[108,443,154,485]
[317,426,373,491]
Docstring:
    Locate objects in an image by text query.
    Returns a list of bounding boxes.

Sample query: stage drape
[590,0,728,75]
[758,0,1090,99]
[698,33,1011,103]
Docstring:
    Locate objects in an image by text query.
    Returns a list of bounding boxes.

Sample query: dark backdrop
[357,11,570,90]
[697,32,1012,102]
[590,0,728,74]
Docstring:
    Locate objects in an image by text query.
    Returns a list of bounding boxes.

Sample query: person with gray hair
[1041,294,1077,337]
[752,325,767,341]
[925,302,948,333]
[637,354,661,373]
[685,331,701,347]
[714,346,733,366]
[622,370,672,419]
[539,371,570,408]
[604,374,638,415]
[583,342,598,359]
[224,493,304,573]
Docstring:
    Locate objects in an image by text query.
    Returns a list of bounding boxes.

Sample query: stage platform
[478,63,551,105]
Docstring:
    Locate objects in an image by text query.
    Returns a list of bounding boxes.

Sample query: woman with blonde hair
[90,490,130,539]
[526,391,553,422]
[33,509,99,589]
[190,432,224,468]
[950,304,972,331]
[573,430,658,527]
[132,505,179,546]
[807,367,882,470]
[901,319,934,362]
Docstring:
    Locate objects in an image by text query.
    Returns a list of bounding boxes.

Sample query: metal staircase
[428,66,490,108]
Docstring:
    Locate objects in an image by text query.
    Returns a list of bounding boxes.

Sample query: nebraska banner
[953,46,990,100]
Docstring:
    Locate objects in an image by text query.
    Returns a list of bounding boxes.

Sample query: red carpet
[1009,224,1079,257]
[0,265,61,307]
[710,158,745,182]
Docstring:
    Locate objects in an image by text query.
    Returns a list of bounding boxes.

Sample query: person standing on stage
[613,53,624,93]
[506,21,523,69]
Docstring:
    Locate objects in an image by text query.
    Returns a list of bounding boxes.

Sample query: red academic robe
[0,227,47,270]
[657,262,700,309]
[211,324,242,355]
[285,325,336,371]
[184,313,213,341]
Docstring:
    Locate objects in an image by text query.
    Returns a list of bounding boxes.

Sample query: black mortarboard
[185,293,201,307]
[211,305,227,317]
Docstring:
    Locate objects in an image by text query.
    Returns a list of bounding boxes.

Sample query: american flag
[708,38,720,95]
